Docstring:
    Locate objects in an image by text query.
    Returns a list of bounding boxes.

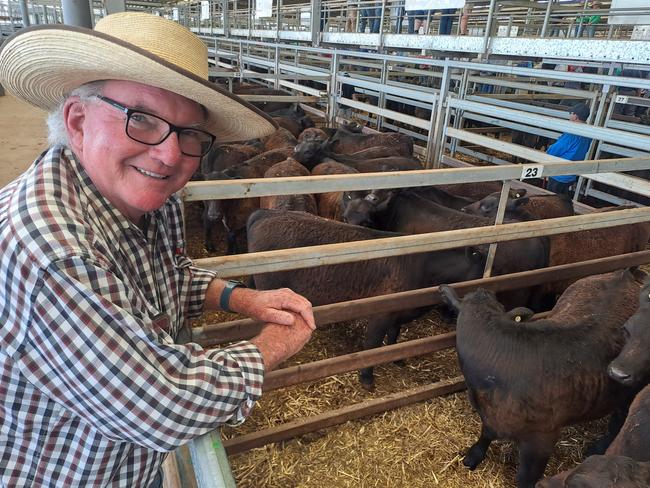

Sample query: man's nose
[151,131,184,165]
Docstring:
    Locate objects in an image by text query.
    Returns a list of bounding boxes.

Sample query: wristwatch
[219,280,246,313]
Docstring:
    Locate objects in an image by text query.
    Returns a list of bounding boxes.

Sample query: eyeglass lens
[126,112,213,157]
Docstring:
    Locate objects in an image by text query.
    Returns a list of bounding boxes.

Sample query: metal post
[274,46,281,89]
[62,0,92,27]
[276,0,281,40]
[247,0,252,38]
[105,0,126,15]
[310,0,321,46]
[188,430,236,488]
[430,62,451,168]
[481,0,497,58]
[450,67,470,157]
[378,0,386,50]
[541,0,552,37]
[376,58,389,131]
[19,0,30,27]
[328,52,340,126]
[483,180,511,279]
[223,0,230,37]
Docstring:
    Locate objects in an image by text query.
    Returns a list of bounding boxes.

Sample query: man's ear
[63,98,86,156]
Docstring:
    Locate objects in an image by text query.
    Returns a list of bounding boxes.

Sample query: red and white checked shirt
[0,146,265,487]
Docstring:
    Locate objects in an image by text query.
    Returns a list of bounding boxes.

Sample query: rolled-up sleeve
[17,256,264,452]
[187,265,217,317]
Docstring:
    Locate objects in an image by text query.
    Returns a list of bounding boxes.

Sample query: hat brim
[0,25,277,143]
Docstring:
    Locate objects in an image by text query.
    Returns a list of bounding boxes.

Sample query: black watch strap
[219,280,246,313]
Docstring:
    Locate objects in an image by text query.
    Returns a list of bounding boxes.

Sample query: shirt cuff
[208,341,265,426]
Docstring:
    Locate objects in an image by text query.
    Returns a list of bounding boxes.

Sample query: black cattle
[608,275,650,387]
[536,455,650,488]
[247,209,486,389]
[342,190,550,310]
[538,384,650,486]
[439,270,641,488]
[606,384,650,462]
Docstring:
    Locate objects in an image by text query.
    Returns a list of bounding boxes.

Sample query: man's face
[69,80,206,223]
[569,112,579,122]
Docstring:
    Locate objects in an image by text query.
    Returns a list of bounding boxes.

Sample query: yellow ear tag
[514,315,522,323]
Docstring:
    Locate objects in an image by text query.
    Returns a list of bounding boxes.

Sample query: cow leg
[385,320,406,367]
[516,432,557,488]
[226,230,238,255]
[586,405,629,456]
[359,316,393,390]
[203,220,218,252]
[463,423,495,469]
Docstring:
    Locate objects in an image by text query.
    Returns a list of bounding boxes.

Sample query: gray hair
[46,81,106,147]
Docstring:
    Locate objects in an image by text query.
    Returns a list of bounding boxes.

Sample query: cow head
[461,189,528,218]
[608,277,650,387]
[342,188,396,227]
[294,128,329,165]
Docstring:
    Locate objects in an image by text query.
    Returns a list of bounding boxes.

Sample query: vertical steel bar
[541,0,552,37]
[430,62,451,168]
[483,180,511,279]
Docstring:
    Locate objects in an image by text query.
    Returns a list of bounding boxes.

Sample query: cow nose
[608,364,632,384]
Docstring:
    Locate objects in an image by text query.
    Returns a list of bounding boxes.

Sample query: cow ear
[507,307,534,322]
[439,284,461,313]
[508,197,529,210]
[373,189,396,211]
[466,246,485,264]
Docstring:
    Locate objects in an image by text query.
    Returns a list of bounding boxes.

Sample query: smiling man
[0,13,315,488]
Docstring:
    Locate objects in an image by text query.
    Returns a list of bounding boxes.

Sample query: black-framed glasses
[95,95,215,158]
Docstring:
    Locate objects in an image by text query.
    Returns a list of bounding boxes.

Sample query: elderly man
[0,12,314,487]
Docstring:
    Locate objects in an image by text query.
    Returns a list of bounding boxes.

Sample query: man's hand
[229,287,316,331]
[250,314,314,371]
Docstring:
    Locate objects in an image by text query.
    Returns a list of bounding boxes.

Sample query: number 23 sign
[520,165,543,180]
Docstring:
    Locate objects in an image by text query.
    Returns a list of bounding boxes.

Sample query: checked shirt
[0,146,264,487]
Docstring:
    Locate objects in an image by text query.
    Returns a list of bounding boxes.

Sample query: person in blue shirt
[546,103,592,196]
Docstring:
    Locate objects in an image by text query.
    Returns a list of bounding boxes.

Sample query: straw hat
[0,12,277,142]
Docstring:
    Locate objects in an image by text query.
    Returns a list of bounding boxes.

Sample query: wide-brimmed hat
[0,12,277,142]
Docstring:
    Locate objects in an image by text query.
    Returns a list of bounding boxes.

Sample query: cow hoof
[359,378,375,392]
[463,447,485,470]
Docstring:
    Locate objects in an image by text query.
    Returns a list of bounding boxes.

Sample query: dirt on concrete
[0,93,48,186]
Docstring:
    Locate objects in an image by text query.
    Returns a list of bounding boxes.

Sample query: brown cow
[260,158,318,214]
[461,190,575,221]
[310,160,360,221]
[261,127,298,151]
[439,270,642,488]
[203,147,295,253]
